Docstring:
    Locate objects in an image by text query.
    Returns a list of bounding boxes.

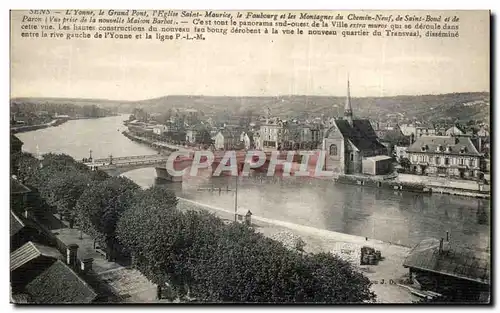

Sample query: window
[329,144,338,156]
[445,158,450,165]
[459,158,464,165]
[435,157,441,165]
[350,153,354,161]
[469,159,475,167]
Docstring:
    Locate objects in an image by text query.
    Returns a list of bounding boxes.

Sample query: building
[476,126,489,138]
[10,210,52,252]
[10,241,63,291]
[406,136,483,179]
[25,260,98,303]
[377,126,411,157]
[400,124,436,144]
[259,117,284,150]
[445,125,466,136]
[213,129,239,150]
[322,79,390,175]
[240,131,255,150]
[415,126,436,138]
[403,238,490,302]
[11,178,32,213]
[253,131,262,150]
[152,125,167,136]
[11,134,23,154]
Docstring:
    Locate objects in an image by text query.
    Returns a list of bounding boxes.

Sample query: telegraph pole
[234,174,238,222]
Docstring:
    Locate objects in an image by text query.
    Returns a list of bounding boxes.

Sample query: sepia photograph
[9,8,490,304]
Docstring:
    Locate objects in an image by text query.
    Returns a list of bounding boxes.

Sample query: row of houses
[10,177,99,304]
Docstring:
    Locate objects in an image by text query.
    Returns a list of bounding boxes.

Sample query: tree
[399,157,411,172]
[75,176,140,257]
[198,129,213,146]
[117,190,223,300]
[41,153,89,173]
[117,189,376,303]
[42,170,92,227]
[15,152,42,187]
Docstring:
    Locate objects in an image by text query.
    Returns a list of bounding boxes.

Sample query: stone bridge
[84,154,172,177]
[83,150,309,178]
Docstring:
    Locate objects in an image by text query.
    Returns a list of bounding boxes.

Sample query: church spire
[344,75,353,125]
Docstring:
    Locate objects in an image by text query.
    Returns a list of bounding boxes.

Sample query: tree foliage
[118,200,376,303]
[42,171,92,224]
[75,176,140,243]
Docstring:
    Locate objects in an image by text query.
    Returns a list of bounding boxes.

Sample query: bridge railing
[93,154,168,162]
[95,158,169,168]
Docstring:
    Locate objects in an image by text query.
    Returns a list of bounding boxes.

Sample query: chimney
[66,244,79,267]
[81,258,93,274]
[439,238,444,254]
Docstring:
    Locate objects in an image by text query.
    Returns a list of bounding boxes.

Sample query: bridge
[83,149,316,179]
[84,154,172,177]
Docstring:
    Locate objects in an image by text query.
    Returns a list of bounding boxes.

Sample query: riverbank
[176,197,418,303]
[336,174,490,199]
[10,119,66,134]
[11,116,113,134]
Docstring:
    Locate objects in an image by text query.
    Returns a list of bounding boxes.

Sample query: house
[476,126,489,138]
[406,136,484,179]
[259,117,285,150]
[11,178,32,213]
[394,146,409,160]
[399,124,436,144]
[322,79,390,175]
[11,134,23,154]
[240,131,255,150]
[377,126,411,157]
[213,129,239,150]
[446,125,466,136]
[403,238,490,302]
[253,131,262,150]
[152,125,167,136]
[416,126,436,138]
[24,260,98,304]
[186,125,210,144]
[10,210,53,252]
[10,241,63,291]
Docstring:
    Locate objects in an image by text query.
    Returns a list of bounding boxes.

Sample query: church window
[350,153,354,161]
[329,144,338,156]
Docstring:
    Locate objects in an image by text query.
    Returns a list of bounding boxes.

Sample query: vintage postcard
[10,9,490,304]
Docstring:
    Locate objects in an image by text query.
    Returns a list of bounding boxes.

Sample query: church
[322,79,391,175]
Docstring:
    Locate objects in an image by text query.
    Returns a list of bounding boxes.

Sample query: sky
[10,10,490,100]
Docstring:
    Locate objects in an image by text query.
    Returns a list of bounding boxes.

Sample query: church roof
[334,119,387,151]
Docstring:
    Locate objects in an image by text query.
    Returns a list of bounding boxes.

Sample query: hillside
[11,92,490,124]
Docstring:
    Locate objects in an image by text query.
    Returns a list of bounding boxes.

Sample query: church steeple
[344,75,353,125]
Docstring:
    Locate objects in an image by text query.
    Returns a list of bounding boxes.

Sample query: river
[17,115,491,250]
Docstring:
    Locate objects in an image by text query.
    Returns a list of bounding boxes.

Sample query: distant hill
[11,92,490,124]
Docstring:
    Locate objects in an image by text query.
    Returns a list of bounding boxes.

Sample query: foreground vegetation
[13,152,376,303]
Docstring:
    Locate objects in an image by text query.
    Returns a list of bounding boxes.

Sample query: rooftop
[25,260,97,304]
[11,241,61,272]
[10,178,31,195]
[403,238,490,285]
[407,136,481,156]
[365,155,393,162]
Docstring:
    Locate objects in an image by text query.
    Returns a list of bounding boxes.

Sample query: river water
[17,115,491,250]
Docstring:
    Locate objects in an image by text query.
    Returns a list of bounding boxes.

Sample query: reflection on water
[18,115,491,251]
[126,168,490,250]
